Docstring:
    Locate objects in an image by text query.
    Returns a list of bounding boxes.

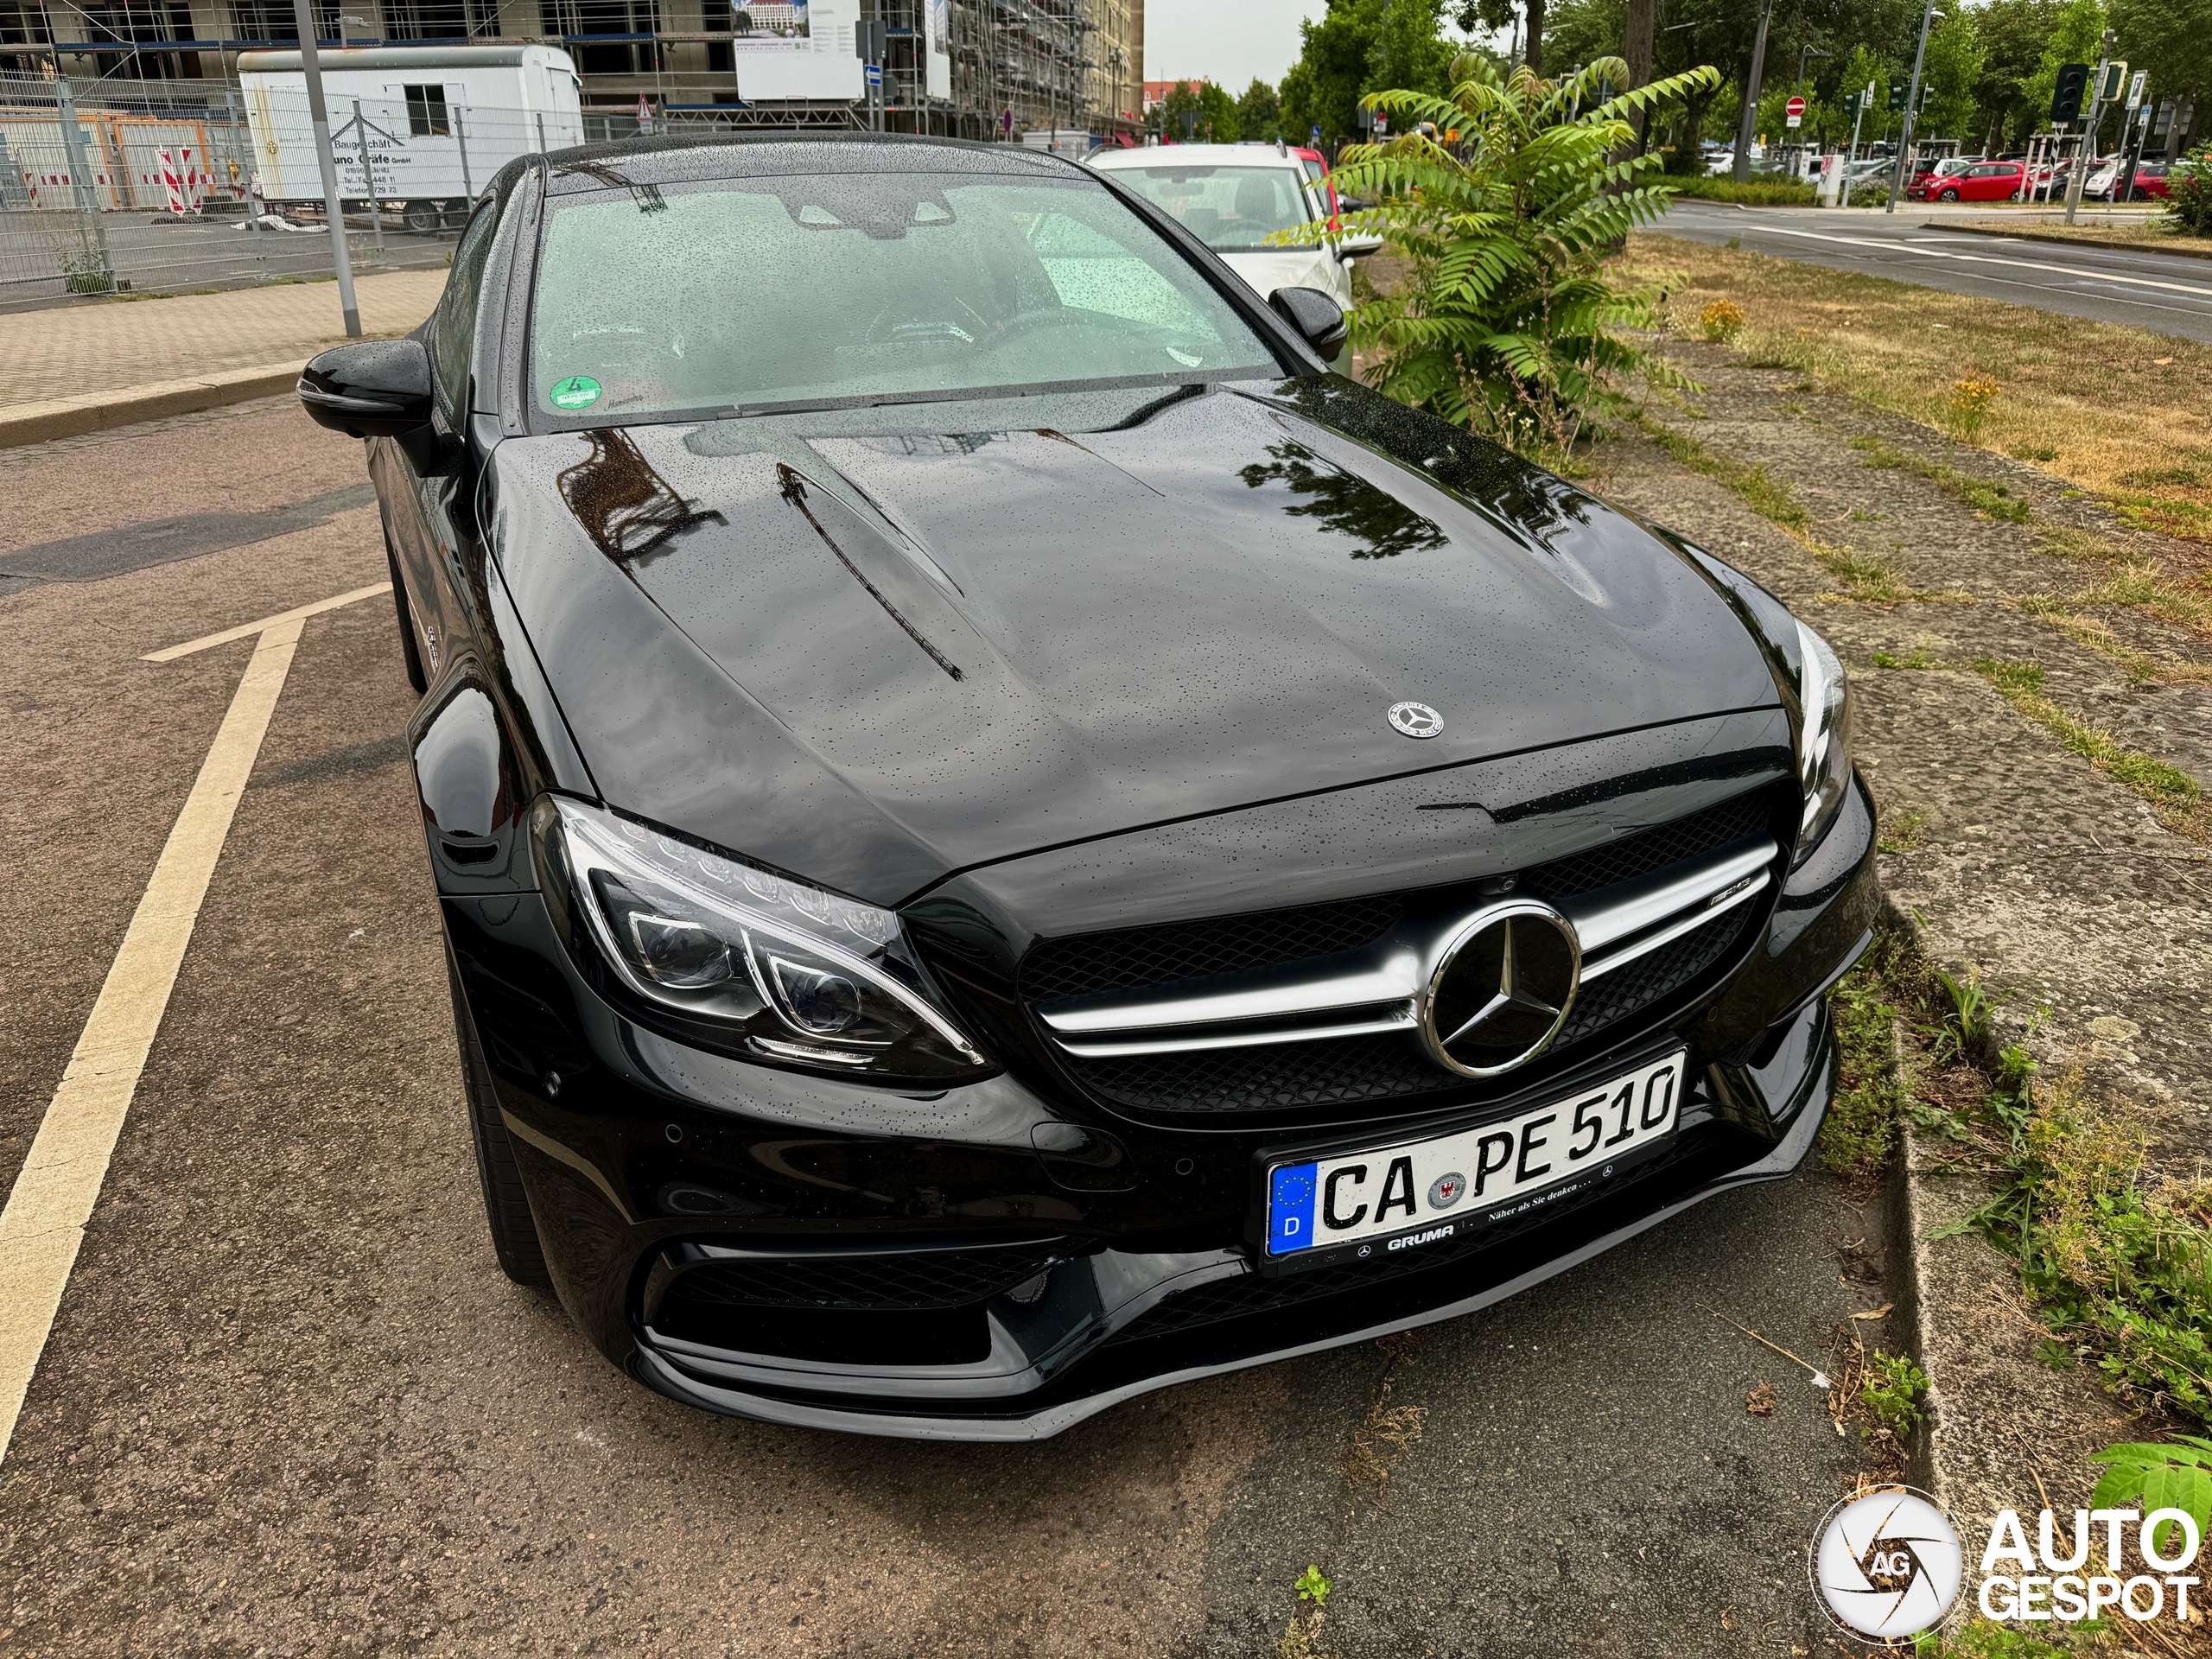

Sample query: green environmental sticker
[549,374,602,410]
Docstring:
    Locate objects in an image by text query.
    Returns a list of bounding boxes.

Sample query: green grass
[1967,658,2204,832]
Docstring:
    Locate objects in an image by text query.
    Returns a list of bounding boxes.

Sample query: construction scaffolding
[1,0,1142,140]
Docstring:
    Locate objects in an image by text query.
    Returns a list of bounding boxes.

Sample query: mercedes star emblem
[1388,700,1443,739]
[1420,900,1582,1077]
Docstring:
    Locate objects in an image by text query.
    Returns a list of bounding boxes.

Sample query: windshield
[530,170,1280,423]
[1101,164,1316,252]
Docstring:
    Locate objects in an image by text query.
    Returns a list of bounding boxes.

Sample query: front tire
[447,943,552,1287]
[1939,188,1960,201]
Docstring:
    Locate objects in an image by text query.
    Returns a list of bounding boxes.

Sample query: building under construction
[0,0,1143,139]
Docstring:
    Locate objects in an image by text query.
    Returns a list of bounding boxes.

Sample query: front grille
[662,1242,1065,1312]
[1554,906,1745,1046]
[1020,896,1403,1001]
[1027,788,1780,1120]
[1080,1032,1446,1116]
[1516,792,1776,900]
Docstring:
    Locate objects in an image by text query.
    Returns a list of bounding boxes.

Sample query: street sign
[1310,124,1321,144]
[2098,60,2127,101]
[864,63,881,88]
[1786,95,1806,120]
[2126,68,2146,111]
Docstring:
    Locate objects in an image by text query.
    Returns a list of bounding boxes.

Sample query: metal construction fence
[0,69,823,310]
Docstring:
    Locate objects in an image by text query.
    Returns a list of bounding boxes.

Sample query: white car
[1086,143,1380,315]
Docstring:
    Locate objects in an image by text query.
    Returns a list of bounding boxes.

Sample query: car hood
[1218,247,1344,300]
[493,378,1782,907]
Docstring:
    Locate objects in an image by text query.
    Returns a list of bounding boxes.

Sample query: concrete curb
[1942,221,2212,262]
[0,361,304,450]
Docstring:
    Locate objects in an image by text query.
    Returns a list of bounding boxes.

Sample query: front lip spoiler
[626,1075,1832,1442]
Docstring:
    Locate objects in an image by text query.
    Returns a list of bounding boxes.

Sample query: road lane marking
[0,587,385,1465]
[1707,221,2212,301]
[143,582,391,662]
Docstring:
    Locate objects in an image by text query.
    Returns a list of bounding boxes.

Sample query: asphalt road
[1657,201,2212,341]
[0,397,1895,1657]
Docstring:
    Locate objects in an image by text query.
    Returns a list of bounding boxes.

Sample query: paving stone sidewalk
[1589,351,2212,1550]
[3,269,447,406]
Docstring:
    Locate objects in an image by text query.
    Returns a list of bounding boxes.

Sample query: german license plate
[1261,1051,1686,1272]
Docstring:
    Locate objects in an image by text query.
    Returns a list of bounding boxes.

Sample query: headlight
[1794,620,1853,863]
[533,796,990,1080]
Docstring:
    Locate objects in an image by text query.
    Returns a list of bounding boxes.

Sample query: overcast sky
[1144,2,1492,94]
[1145,0,1319,91]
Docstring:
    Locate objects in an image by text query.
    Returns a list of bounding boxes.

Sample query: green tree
[1160,79,1205,142]
[1304,53,1718,457]
[2113,0,2212,157]
[2022,0,2106,133]
[1974,0,2060,149]
[1922,9,1986,142]
[1199,79,1244,141]
[1281,0,1461,148]
[1238,77,1284,142]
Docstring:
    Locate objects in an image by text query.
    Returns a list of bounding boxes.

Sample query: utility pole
[291,0,360,336]
[1732,0,1777,182]
[1840,81,1872,204]
[1885,0,1941,213]
[2063,32,2117,225]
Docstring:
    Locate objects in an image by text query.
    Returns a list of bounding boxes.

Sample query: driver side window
[432,205,500,419]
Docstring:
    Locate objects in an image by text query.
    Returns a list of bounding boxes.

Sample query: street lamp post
[1885,0,1942,214]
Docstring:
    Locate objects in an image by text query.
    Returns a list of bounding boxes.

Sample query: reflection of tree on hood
[1238,441,1448,559]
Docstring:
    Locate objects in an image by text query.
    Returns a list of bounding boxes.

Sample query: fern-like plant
[1287,54,1719,461]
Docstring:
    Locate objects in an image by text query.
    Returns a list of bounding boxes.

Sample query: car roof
[1087,143,1304,170]
[535,130,1088,196]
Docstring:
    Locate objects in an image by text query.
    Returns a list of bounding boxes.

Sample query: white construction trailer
[238,44,582,231]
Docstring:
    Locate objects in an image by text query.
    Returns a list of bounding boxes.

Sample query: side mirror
[1269,285,1348,359]
[1334,233,1386,261]
[299,339,433,438]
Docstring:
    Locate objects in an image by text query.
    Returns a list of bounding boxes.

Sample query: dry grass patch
[1624,232,2212,539]
[1957,217,2212,259]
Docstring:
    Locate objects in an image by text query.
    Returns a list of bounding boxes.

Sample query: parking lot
[0,395,1898,1656]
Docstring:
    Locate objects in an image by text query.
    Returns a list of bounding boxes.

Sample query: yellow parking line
[0,586,386,1465]
[143,582,391,663]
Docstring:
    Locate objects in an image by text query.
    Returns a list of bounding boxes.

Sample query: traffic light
[1889,82,1910,111]
[1842,91,1861,118]
[2098,60,2127,101]
[2050,63,2088,124]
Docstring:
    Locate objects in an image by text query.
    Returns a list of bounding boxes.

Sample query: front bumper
[447,774,1878,1440]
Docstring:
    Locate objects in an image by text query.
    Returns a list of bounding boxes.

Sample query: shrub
[1664,175,1819,206]
[1296,53,1719,463]
[2165,143,2212,237]
[1699,297,1745,342]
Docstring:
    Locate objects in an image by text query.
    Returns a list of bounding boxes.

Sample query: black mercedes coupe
[300,134,1876,1440]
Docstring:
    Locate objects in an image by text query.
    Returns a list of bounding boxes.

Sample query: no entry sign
[1786,95,1806,128]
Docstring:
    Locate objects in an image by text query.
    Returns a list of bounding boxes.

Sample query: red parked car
[1294,144,1343,228]
[1911,159,2028,201]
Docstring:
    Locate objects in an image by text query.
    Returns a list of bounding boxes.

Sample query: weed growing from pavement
[1947,375,1999,444]
[1848,435,2031,524]
[1816,928,1917,1183]
[2012,596,2212,685]
[1341,1331,1427,1493]
[1698,297,1745,342]
[1633,413,1962,604]
[1277,1567,1337,1659]
[1843,935,2212,1428]
[1966,658,2206,838]
[1860,1351,1930,1435]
